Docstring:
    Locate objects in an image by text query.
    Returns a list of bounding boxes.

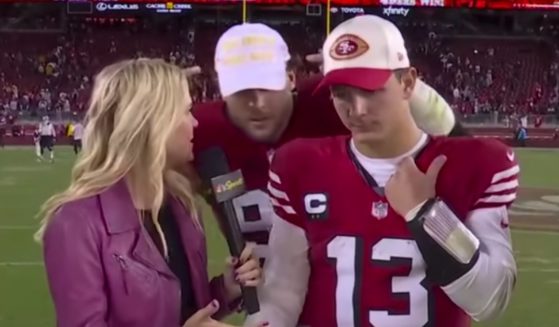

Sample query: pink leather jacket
[42,180,237,327]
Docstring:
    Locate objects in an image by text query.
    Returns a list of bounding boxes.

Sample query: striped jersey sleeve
[267,169,304,228]
[473,148,520,210]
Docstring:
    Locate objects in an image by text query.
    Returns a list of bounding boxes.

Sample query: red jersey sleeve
[470,140,520,210]
[268,142,306,229]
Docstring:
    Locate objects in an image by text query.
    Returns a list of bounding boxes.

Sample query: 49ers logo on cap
[329,34,369,60]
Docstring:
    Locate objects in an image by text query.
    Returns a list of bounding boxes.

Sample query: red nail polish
[262,322,270,326]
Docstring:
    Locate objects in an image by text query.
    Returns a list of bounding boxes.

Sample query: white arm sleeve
[441,206,516,321]
[410,79,456,136]
[244,216,310,327]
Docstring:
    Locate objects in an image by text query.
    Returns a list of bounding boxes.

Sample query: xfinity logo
[383,6,410,16]
[96,2,139,11]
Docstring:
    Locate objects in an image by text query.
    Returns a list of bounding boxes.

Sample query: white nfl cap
[215,23,291,97]
[315,15,410,93]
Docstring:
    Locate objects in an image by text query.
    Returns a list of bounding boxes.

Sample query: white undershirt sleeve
[441,206,516,321]
[244,216,310,327]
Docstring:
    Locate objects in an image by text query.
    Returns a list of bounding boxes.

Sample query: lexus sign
[95,2,140,11]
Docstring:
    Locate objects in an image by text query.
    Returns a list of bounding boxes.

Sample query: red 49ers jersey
[192,76,347,256]
[269,135,518,327]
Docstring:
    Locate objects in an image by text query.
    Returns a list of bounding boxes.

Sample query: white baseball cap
[214,23,291,97]
[315,15,410,93]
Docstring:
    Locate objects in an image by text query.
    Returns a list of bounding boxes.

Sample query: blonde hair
[35,58,198,258]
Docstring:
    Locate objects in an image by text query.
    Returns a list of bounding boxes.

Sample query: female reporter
[35,59,264,327]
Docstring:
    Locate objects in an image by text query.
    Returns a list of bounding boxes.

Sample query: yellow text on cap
[219,51,277,67]
[221,35,276,52]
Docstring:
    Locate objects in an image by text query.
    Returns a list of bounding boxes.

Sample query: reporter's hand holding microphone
[223,243,262,300]
[183,243,267,327]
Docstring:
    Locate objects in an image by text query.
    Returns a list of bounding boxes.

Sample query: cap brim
[313,68,392,95]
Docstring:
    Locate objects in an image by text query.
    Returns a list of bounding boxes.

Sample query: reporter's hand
[182,299,269,327]
[182,300,232,327]
[223,243,263,301]
[182,299,227,327]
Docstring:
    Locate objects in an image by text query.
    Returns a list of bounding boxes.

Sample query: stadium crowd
[0,5,557,326]
[1,13,559,133]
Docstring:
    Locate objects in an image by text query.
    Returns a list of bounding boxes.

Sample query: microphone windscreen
[195,147,230,182]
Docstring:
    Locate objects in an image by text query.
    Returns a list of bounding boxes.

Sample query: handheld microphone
[196,147,260,315]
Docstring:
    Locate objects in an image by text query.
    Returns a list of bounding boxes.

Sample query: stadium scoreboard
[66,1,194,14]
[64,0,559,13]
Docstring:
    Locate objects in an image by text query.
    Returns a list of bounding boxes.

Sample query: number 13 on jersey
[327,236,431,327]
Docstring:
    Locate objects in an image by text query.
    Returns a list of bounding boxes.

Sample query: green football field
[1,146,559,326]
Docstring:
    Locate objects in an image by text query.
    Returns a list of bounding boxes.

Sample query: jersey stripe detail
[476,193,517,206]
[474,165,519,209]
[491,165,520,184]
[484,179,519,193]
[269,170,281,184]
[267,182,291,202]
[267,172,296,215]
[270,196,296,215]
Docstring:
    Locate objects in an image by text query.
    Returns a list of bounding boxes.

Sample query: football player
[72,118,84,155]
[192,23,462,259]
[247,15,518,326]
[38,116,56,163]
[33,128,41,160]
[0,115,6,149]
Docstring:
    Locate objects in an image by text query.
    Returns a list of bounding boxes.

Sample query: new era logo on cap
[315,15,411,93]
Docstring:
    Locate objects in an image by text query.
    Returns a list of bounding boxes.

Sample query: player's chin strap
[405,198,480,286]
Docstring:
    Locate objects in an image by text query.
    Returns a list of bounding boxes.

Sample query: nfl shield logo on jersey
[371,201,389,219]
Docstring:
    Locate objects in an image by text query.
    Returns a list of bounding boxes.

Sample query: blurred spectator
[516,126,527,147]
[535,114,543,128]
